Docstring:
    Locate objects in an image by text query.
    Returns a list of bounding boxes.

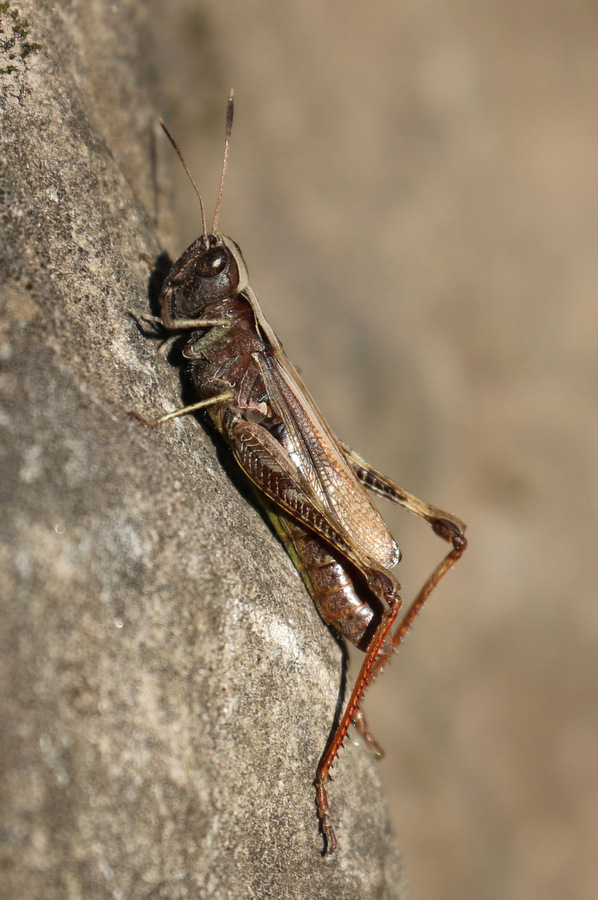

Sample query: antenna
[212,89,234,234]
[158,116,208,239]
[158,90,235,240]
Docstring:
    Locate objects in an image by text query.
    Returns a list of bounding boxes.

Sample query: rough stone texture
[0,3,407,899]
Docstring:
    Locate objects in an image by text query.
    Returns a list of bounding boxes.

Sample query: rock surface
[0,2,406,898]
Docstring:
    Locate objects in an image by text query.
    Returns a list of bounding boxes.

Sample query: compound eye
[197,246,227,277]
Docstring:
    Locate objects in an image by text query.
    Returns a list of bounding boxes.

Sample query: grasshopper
[134,92,467,854]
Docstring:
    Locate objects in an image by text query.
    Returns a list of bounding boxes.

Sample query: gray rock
[0,2,407,897]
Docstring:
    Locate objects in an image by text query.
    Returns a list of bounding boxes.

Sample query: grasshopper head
[158,93,244,331]
[160,234,249,329]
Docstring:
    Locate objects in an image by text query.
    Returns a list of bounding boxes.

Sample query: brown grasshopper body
[136,95,467,854]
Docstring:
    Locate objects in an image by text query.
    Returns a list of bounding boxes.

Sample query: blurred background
[147,2,598,897]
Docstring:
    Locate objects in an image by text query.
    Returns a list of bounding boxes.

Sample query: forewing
[257,349,399,569]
